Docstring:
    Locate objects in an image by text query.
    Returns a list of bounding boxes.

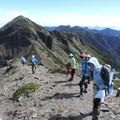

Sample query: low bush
[12,82,39,101]
[114,80,120,89]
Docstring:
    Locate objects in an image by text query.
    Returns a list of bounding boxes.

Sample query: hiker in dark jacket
[30,55,37,74]
[87,57,114,120]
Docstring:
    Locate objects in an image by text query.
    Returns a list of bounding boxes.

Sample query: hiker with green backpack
[87,57,115,120]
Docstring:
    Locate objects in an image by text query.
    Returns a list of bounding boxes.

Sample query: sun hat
[87,54,91,58]
[69,53,73,57]
[80,53,86,57]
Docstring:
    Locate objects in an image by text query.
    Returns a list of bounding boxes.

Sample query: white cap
[69,53,73,57]
[87,54,91,58]
[32,55,35,58]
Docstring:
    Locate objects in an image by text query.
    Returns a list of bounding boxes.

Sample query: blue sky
[1,0,120,29]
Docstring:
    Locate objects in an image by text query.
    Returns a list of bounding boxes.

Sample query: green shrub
[49,67,67,74]
[114,80,120,89]
[12,82,39,101]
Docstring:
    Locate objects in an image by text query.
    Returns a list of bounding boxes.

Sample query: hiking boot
[68,78,73,81]
[89,112,94,116]
[83,89,87,93]
[92,115,99,120]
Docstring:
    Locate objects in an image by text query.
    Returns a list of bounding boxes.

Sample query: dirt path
[0,61,119,120]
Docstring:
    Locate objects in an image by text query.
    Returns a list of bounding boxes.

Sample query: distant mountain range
[0,16,118,69]
[45,25,120,67]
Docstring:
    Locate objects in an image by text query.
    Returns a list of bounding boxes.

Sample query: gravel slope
[0,61,119,120]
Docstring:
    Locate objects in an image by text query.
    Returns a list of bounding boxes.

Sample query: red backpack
[66,63,72,74]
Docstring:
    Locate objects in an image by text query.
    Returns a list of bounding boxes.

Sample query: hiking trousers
[79,75,88,95]
[92,98,101,120]
[31,64,36,74]
[70,69,76,81]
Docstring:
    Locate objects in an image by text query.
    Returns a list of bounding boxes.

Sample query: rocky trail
[0,61,119,120]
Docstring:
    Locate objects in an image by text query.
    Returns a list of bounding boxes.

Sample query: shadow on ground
[63,83,79,87]
[48,113,92,120]
[42,92,78,101]
[54,80,70,84]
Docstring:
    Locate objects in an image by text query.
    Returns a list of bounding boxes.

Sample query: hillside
[46,25,120,67]
[0,60,119,120]
[0,16,113,70]
[0,16,84,68]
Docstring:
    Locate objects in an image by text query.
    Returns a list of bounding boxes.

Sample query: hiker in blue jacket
[21,56,26,66]
[87,57,113,120]
[77,53,89,97]
[30,55,37,74]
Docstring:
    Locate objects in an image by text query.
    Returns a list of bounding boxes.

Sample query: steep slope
[91,28,120,38]
[0,16,85,68]
[0,16,109,70]
[52,25,120,67]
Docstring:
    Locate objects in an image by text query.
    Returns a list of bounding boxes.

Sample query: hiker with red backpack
[87,57,114,120]
[77,53,90,97]
[67,53,77,81]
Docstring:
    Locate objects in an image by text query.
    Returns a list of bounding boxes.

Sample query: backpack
[100,64,114,96]
[66,63,72,74]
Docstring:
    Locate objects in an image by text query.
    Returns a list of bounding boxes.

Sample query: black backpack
[100,64,114,96]
[100,64,111,86]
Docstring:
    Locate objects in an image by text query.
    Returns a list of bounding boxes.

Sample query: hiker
[68,53,76,81]
[21,56,25,66]
[87,57,114,120]
[77,53,89,97]
[86,54,91,60]
[30,55,37,74]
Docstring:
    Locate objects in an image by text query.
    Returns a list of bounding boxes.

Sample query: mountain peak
[0,15,45,34]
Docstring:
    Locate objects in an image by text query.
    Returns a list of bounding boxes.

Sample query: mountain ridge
[46,25,120,67]
[0,16,117,70]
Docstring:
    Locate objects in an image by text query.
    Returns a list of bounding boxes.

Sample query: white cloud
[1,13,120,30]
[30,14,120,30]
[9,10,27,16]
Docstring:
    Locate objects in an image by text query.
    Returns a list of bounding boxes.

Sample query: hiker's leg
[92,98,101,120]
[32,64,34,74]
[84,81,88,93]
[70,69,75,81]
[79,76,86,95]
[87,76,90,84]
[34,65,36,72]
